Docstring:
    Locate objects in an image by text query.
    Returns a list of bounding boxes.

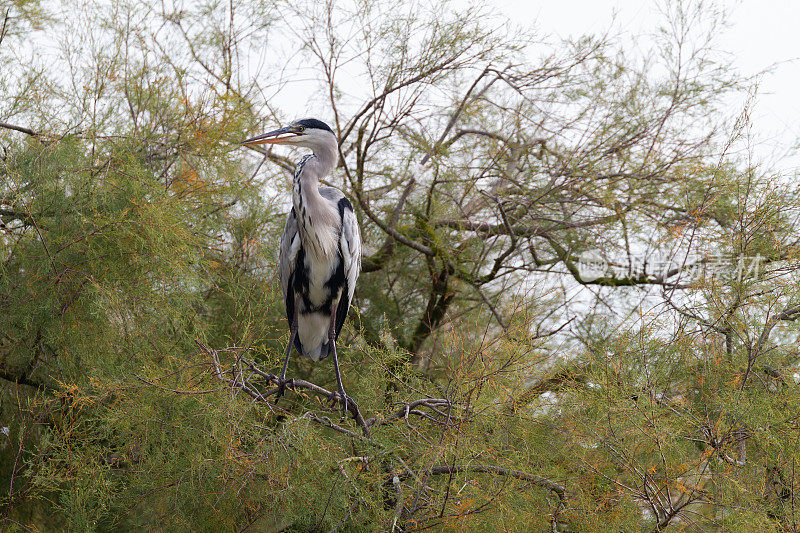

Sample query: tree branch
[741,304,800,389]
[0,367,52,391]
[0,122,40,137]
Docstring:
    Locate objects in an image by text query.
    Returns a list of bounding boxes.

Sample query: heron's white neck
[293,137,341,258]
[309,137,338,177]
[294,137,338,192]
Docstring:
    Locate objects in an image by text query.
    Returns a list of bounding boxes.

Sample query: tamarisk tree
[1,0,798,530]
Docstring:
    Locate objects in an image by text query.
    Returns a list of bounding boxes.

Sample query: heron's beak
[239,126,300,146]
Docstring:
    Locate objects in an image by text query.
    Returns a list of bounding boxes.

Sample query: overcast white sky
[495,0,800,174]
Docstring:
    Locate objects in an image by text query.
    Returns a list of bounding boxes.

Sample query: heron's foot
[325,389,358,420]
[337,388,358,420]
[326,389,342,410]
[275,376,294,402]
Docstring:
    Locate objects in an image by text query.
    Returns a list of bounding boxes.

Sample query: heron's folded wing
[339,198,361,306]
[320,187,362,301]
[278,208,300,300]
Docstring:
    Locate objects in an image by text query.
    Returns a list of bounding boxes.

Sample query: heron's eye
[297,126,305,132]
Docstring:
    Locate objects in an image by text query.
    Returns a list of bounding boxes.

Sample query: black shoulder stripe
[337,197,353,220]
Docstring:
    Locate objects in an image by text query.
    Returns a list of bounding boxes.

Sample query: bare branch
[0,367,52,391]
[0,122,40,137]
[741,304,800,389]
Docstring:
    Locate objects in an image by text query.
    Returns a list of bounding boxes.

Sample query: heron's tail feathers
[292,336,329,362]
[302,341,330,362]
[296,313,332,362]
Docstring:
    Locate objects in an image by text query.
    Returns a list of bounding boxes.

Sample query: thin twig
[135,375,218,395]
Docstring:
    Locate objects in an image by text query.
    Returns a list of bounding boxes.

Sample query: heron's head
[240,118,336,151]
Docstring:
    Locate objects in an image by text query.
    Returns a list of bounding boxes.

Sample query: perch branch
[195,341,466,441]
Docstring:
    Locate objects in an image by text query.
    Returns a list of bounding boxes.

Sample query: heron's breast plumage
[292,156,341,260]
[287,235,345,362]
[293,244,344,312]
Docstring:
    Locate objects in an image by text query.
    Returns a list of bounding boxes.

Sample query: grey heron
[241,118,361,417]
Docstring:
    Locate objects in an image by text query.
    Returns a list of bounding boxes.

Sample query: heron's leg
[276,305,298,401]
[328,306,357,419]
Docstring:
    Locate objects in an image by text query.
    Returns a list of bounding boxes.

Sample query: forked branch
[195,340,465,440]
